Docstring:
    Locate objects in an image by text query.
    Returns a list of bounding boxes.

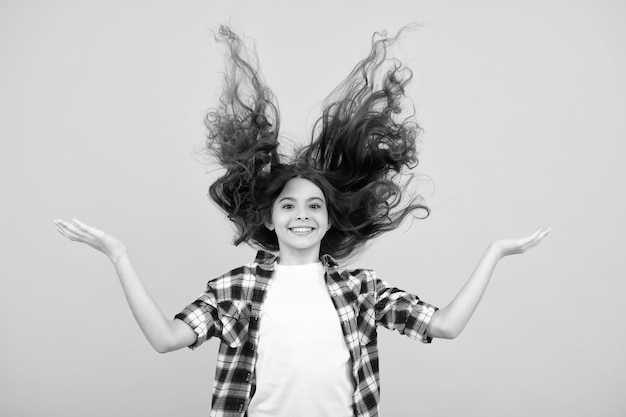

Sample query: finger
[526,228,548,244]
[54,219,73,233]
[525,239,542,251]
[72,218,88,230]
[524,230,551,251]
[72,218,101,236]
[71,219,99,240]
[56,221,79,236]
[539,227,552,239]
[529,228,550,246]
[62,220,84,235]
[57,220,88,240]
[55,222,70,237]
[518,231,540,247]
[55,223,80,241]
[55,219,75,229]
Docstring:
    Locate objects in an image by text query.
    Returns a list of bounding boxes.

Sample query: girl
[55,26,550,417]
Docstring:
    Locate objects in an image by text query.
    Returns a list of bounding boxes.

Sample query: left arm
[426,228,551,339]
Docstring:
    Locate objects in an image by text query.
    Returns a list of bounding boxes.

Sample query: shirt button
[238,403,244,412]
[246,372,251,382]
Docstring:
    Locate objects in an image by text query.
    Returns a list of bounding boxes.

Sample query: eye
[310,203,322,209]
[282,204,294,209]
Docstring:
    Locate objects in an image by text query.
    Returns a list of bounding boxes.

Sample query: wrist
[109,246,128,265]
[487,242,505,261]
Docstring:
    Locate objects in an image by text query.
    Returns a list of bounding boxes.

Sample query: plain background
[2,1,625,416]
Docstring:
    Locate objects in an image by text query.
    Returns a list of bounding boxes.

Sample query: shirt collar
[254,250,278,268]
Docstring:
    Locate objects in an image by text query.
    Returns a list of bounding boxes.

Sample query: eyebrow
[278,196,325,203]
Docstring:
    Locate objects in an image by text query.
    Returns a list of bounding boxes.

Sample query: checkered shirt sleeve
[373,273,438,343]
[175,289,219,349]
[174,266,254,349]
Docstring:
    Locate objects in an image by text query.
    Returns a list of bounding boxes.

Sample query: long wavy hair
[206,25,429,261]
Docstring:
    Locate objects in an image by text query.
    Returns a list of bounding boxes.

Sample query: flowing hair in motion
[206,25,429,260]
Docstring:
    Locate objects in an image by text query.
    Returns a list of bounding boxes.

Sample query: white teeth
[290,227,313,234]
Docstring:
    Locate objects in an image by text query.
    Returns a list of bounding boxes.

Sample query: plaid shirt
[175,251,438,417]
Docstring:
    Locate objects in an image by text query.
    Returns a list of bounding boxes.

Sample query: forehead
[277,177,325,200]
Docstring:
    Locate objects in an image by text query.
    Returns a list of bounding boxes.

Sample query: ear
[265,220,275,231]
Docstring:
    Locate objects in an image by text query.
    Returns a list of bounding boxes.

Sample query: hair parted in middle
[206,25,429,261]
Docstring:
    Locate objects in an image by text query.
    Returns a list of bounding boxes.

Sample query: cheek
[270,209,288,228]
[320,211,331,230]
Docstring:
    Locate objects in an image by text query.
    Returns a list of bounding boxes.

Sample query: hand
[490,227,551,259]
[54,218,126,263]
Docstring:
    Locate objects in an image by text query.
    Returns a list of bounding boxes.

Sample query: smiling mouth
[289,227,315,234]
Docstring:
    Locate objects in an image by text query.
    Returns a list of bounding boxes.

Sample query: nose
[295,207,309,220]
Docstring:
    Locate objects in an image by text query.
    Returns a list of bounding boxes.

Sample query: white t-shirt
[247,262,354,417]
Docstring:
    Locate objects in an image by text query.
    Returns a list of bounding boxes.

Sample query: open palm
[54,219,126,262]
[492,228,551,259]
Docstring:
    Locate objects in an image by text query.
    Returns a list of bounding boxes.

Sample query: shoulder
[207,250,276,286]
[334,266,378,293]
[338,266,376,280]
[208,263,254,284]
[206,261,266,300]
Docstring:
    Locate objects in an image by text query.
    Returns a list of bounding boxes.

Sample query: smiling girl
[55,26,550,417]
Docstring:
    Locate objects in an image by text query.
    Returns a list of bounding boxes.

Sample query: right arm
[54,219,197,353]
[426,228,551,340]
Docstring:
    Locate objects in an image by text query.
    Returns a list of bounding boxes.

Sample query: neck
[277,247,320,266]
